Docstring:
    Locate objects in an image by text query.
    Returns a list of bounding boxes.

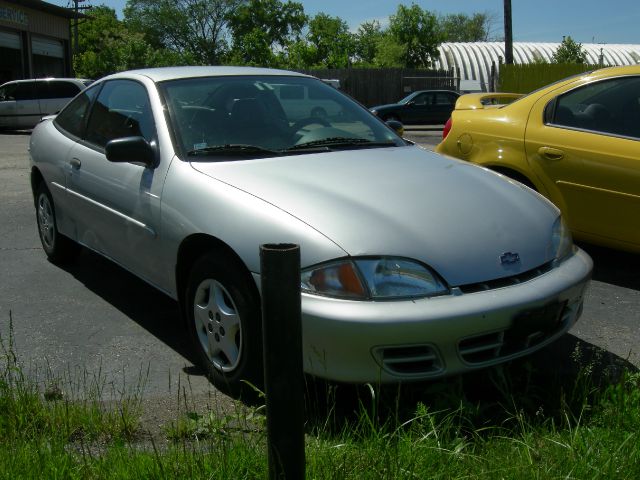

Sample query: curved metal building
[435,42,640,92]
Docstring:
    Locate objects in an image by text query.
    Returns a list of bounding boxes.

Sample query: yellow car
[436,65,640,253]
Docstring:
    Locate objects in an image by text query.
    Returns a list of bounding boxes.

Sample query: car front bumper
[272,248,592,384]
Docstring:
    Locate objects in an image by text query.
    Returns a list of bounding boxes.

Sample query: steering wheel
[290,116,331,134]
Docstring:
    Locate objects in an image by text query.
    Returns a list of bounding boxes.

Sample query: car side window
[0,84,17,101]
[549,76,640,139]
[85,80,156,149]
[54,84,101,138]
[412,93,430,106]
[434,93,455,105]
[39,81,81,99]
[13,82,36,101]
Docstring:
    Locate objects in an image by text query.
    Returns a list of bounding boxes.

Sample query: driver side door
[65,79,167,282]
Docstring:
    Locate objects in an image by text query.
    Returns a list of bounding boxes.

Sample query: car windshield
[398,92,417,104]
[160,75,404,159]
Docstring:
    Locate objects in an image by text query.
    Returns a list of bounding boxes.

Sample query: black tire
[35,182,80,264]
[184,253,263,399]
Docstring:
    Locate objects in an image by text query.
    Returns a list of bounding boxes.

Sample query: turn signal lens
[442,117,452,139]
[301,260,367,299]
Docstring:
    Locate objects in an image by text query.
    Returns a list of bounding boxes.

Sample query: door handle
[538,147,564,161]
[70,158,81,170]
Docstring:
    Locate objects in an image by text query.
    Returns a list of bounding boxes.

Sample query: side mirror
[105,136,157,168]
[406,100,415,106]
[386,119,404,137]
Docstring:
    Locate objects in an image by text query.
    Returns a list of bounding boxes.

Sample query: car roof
[105,66,312,83]
[580,64,640,80]
[1,77,88,85]
[409,89,460,94]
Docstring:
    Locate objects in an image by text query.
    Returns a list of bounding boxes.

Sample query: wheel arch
[30,166,45,203]
[383,112,401,122]
[488,165,538,190]
[175,233,259,316]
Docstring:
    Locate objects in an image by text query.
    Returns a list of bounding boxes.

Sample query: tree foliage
[439,12,494,42]
[74,1,495,73]
[388,4,443,68]
[354,20,384,65]
[372,34,407,68]
[123,0,241,65]
[553,36,588,64]
[73,6,185,79]
[304,13,355,68]
[226,0,306,66]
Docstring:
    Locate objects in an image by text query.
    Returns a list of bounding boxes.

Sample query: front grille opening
[457,261,554,294]
[376,345,443,376]
[459,332,504,363]
[459,301,570,364]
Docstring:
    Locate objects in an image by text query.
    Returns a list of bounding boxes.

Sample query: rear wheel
[185,253,263,398]
[492,168,537,191]
[35,182,80,263]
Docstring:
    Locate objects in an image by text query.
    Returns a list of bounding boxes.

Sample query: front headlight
[301,257,449,300]
[550,216,573,261]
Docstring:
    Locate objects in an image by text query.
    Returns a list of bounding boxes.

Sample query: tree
[388,4,442,68]
[553,36,588,64]
[439,13,494,42]
[123,0,241,65]
[372,34,407,68]
[73,6,185,78]
[354,20,384,65]
[227,0,306,66]
[304,13,355,68]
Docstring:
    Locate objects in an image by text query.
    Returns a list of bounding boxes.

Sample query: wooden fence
[298,68,458,107]
[498,63,600,94]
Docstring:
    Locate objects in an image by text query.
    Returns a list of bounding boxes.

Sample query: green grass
[2,311,640,479]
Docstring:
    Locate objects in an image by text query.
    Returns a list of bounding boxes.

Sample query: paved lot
[1,130,637,405]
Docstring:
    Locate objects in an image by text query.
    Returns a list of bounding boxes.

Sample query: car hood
[191,146,559,286]
[371,103,401,111]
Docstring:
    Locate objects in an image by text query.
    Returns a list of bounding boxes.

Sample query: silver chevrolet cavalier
[29,66,592,395]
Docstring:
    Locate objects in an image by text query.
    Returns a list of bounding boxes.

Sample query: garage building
[0,0,76,84]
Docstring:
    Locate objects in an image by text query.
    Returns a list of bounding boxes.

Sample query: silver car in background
[0,78,91,130]
[29,66,592,397]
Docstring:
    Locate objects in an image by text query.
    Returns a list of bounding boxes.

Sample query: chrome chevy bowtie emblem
[500,252,520,265]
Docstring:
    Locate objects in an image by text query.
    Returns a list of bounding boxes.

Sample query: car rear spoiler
[455,93,525,110]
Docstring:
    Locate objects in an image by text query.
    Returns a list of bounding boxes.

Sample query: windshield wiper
[285,137,398,151]
[187,144,280,157]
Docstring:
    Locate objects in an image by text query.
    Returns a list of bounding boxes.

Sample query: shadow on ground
[0,129,31,136]
[57,247,202,371]
[578,241,640,291]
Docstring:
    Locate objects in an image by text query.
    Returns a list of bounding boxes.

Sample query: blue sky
[49,0,639,44]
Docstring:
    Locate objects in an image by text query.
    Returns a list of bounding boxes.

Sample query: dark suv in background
[370,90,460,125]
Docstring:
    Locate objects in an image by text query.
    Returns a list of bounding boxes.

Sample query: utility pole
[71,0,92,58]
[503,0,513,64]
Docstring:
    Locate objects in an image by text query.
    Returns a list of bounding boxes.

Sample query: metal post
[260,243,305,480]
[503,0,514,65]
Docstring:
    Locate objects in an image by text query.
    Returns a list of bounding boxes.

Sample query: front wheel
[185,253,263,398]
[35,182,80,264]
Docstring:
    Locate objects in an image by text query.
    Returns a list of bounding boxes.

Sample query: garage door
[0,30,21,50]
[32,36,64,58]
